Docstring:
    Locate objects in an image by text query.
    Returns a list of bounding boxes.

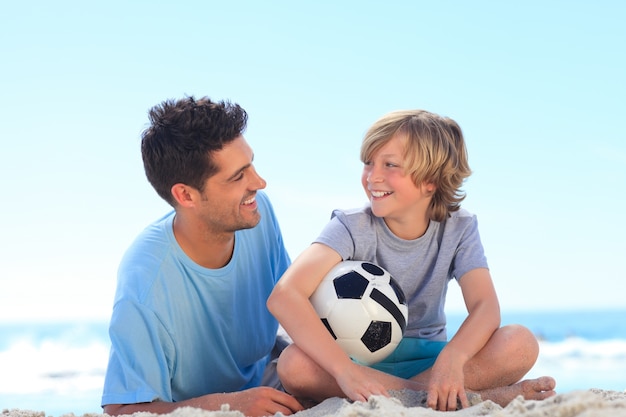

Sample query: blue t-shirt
[101,191,290,406]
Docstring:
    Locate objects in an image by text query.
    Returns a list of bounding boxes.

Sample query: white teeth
[243,196,256,205]
[371,191,391,198]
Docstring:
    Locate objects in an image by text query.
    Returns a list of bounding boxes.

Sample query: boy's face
[196,135,267,234]
[361,134,434,236]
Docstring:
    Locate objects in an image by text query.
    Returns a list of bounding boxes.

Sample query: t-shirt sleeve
[313,210,356,260]
[101,300,175,406]
[257,191,291,282]
[451,215,488,281]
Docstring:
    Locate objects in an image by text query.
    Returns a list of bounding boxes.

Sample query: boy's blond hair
[360,110,472,222]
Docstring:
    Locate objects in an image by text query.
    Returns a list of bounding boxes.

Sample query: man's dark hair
[141,96,248,206]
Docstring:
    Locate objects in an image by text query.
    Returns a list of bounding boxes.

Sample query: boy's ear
[423,182,437,195]
[170,183,196,208]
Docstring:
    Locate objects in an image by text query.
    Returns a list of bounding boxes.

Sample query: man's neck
[172,214,235,269]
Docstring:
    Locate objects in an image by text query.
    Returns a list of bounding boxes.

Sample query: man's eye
[234,172,244,181]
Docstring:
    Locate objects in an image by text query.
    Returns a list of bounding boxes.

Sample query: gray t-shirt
[314,205,488,341]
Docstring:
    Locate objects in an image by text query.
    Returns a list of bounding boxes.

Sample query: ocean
[1,309,625,416]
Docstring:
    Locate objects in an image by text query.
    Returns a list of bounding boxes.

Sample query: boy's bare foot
[477,376,557,407]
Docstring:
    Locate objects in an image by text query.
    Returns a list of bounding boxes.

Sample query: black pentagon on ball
[361,262,384,276]
[333,271,369,299]
[361,321,392,352]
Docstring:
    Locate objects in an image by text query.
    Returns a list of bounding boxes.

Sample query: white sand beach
[3,388,626,417]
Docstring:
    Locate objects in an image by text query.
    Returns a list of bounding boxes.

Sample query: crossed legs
[277,324,556,408]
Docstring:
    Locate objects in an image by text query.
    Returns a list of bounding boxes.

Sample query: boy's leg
[463,324,541,390]
[410,324,556,406]
[278,324,556,407]
[276,344,428,403]
[276,344,343,403]
[462,324,556,405]
[261,326,295,391]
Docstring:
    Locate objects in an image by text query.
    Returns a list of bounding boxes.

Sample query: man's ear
[170,183,196,208]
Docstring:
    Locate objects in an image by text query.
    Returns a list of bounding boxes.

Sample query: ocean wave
[0,338,108,394]
[539,338,626,361]
[1,325,625,396]
[529,338,626,393]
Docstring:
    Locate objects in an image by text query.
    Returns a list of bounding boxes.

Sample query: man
[101,96,303,416]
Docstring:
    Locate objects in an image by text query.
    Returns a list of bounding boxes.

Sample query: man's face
[197,135,267,234]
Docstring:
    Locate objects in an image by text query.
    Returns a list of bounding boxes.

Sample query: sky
[0,1,624,322]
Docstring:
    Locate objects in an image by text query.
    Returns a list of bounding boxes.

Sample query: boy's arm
[427,268,501,410]
[267,243,388,402]
[104,387,303,417]
[453,267,501,356]
[267,243,352,374]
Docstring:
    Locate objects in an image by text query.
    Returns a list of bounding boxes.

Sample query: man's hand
[104,387,304,417]
[224,387,304,416]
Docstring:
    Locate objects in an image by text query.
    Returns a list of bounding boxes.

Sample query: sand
[3,389,626,417]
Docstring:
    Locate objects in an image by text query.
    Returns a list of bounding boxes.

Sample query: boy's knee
[509,324,539,347]
[276,345,307,381]
[502,324,540,365]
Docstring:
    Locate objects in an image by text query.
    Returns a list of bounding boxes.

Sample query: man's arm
[104,386,304,417]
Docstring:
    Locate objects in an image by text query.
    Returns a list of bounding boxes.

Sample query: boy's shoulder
[441,208,479,234]
[331,205,374,223]
[448,207,476,220]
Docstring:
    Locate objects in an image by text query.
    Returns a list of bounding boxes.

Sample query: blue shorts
[359,338,447,379]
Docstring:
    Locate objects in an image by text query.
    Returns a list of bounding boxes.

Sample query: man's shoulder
[252,190,281,230]
[118,212,176,286]
[127,211,175,253]
[253,190,273,215]
[257,189,270,203]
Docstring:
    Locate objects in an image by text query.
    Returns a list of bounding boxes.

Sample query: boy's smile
[361,133,433,240]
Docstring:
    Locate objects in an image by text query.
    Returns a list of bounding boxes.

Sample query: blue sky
[1,1,624,321]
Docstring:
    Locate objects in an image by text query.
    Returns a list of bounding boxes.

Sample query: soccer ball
[310,260,408,365]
